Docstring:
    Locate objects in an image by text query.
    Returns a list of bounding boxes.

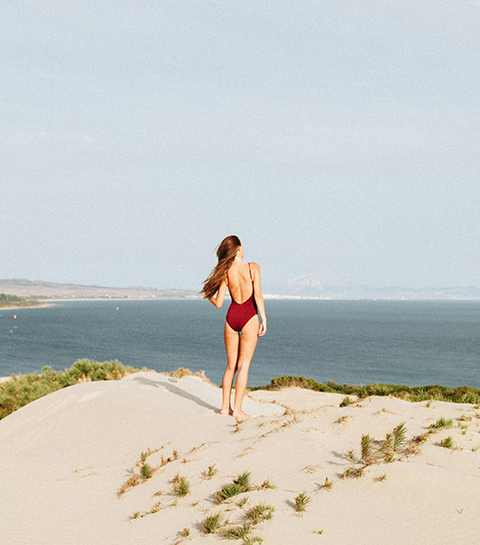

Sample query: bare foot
[232,410,251,419]
[220,408,233,416]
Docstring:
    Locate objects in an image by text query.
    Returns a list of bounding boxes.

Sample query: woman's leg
[221,322,240,414]
[232,316,259,418]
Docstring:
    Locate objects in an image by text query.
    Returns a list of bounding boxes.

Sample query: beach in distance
[1,369,480,544]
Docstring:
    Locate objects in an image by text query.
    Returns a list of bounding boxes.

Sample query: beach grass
[203,512,224,534]
[215,471,253,503]
[246,502,275,524]
[250,376,480,405]
[0,360,138,420]
[172,473,190,497]
[220,522,252,540]
[294,491,312,513]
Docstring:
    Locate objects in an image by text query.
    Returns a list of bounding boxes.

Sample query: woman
[201,235,267,419]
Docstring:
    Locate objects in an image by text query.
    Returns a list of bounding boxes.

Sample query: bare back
[227,261,254,304]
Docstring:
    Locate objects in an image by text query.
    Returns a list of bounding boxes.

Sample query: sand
[1,371,479,544]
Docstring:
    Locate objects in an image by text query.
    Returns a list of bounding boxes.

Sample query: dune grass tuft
[140,463,154,480]
[247,503,274,525]
[215,471,253,503]
[440,436,454,449]
[259,478,276,490]
[221,523,252,540]
[294,491,311,513]
[361,434,373,465]
[172,473,190,497]
[430,417,454,431]
[322,477,333,490]
[237,496,249,508]
[203,512,224,534]
[204,464,218,479]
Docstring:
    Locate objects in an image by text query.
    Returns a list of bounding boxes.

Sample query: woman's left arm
[208,279,227,308]
[251,263,267,336]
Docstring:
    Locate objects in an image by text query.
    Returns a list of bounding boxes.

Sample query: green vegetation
[250,375,480,405]
[172,473,190,497]
[342,423,427,480]
[429,416,454,430]
[215,471,253,503]
[259,478,276,490]
[246,503,274,524]
[203,512,224,534]
[294,491,312,513]
[440,436,455,449]
[221,523,252,540]
[204,464,218,479]
[140,463,154,480]
[0,293,43,308]
[237,496,249,508]
[0,359,138,420]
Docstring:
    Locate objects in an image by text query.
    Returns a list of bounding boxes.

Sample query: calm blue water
[0,300,479,388]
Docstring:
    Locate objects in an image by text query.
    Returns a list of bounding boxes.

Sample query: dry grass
[167,367,216,386]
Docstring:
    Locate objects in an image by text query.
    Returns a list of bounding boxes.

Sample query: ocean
[1,299,479,389]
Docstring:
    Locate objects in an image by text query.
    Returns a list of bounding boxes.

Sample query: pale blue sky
[2,0,479,290]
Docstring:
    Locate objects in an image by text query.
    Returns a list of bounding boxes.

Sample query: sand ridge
[1,371,480,544]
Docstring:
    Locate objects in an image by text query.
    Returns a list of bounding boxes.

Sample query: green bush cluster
[251,376,480,405]
[0,359,137,420]
[0,293,41,308]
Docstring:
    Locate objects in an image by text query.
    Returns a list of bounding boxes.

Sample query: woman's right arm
[208,279,227,308]
[251,263,267,336]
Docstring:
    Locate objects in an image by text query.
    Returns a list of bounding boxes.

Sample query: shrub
[249,376,480,405]
[0,360,138,420]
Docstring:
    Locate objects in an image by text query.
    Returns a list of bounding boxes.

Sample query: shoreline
[0,302,54,310]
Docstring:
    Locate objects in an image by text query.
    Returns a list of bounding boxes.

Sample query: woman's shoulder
[248,262,261,273]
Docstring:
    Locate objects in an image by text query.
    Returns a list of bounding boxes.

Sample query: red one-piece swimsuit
[226,263,258,332]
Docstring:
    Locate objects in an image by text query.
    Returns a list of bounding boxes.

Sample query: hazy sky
[2,0,479,291]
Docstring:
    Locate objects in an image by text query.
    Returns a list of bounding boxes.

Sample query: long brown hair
[201,235,241,299]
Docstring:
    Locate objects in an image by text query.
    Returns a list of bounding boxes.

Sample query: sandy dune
[1,371,479,544]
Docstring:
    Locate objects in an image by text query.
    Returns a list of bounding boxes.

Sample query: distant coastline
[0,302,53,310]
[1,277,480,301]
